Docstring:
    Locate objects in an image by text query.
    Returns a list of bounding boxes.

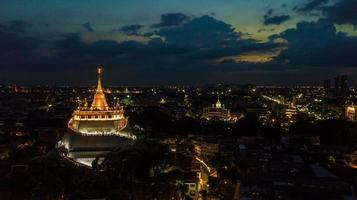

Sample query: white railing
[69,129,137,140]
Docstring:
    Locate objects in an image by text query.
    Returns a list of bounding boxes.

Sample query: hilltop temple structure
[201,96,239,123]
[59,67,135,166]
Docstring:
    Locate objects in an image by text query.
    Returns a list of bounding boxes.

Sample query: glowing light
[346,105,356,121]
[68,66,130,135]
[195,156,211,173]
[216,48,284,64]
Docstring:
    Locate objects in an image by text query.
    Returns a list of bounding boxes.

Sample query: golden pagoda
[68,67,130,135]
[90,67,109,110]
[59,67,135,166]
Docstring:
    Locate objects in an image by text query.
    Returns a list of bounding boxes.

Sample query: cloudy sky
[1,0,357,86]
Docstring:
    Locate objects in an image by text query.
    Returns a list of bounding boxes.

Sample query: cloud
[267,9,274,16]
[55,33,144,58]
[258,28,276,33]
[324,0,357,26]
[152,13,190,28]
[298,0,329,12]
[82,22,95,32]
[0,21,41,59]
[49,16,357,77]
[257,28,267,33]
[1,20,31,33]
[264,15,291,25]
[0,14,284,85]
[119,24,142,35]
[273,19,357,67]
[156,15,239,47]
[51,15,280,83]
[10,20,30,33]
[263,9,291,25]
[297,0,357,26]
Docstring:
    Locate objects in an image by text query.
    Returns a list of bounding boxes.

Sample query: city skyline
[2,1,357,199]
[1,0,357,85]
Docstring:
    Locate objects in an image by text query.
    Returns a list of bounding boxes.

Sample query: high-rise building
[323,79,331,96]
[340,75,348,96]
[334,76,340,96]
[333,75,348,96]
[324,79,331,89]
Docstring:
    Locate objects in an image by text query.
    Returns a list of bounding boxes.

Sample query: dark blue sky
[1,0,357,86]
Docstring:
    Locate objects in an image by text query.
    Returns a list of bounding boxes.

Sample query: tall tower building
[334,76,340,96]
[324,79,331,89]
[340,75,348,96]
[323,79,331,96]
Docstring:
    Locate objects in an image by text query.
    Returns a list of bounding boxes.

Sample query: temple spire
[216,94,222,108]
[97,67,103,92]
[90,66,109,110]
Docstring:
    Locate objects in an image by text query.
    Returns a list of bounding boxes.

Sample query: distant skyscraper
[324,79,331,89]
[334,76,340,96]
[323,79,331,96]
[340,75,348,96]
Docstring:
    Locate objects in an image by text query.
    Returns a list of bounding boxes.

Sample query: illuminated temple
[59,67,135,166]
[201,96,239,122]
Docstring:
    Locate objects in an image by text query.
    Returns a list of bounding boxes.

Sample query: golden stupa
[59,67,135,166]
[68,67,129,135]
